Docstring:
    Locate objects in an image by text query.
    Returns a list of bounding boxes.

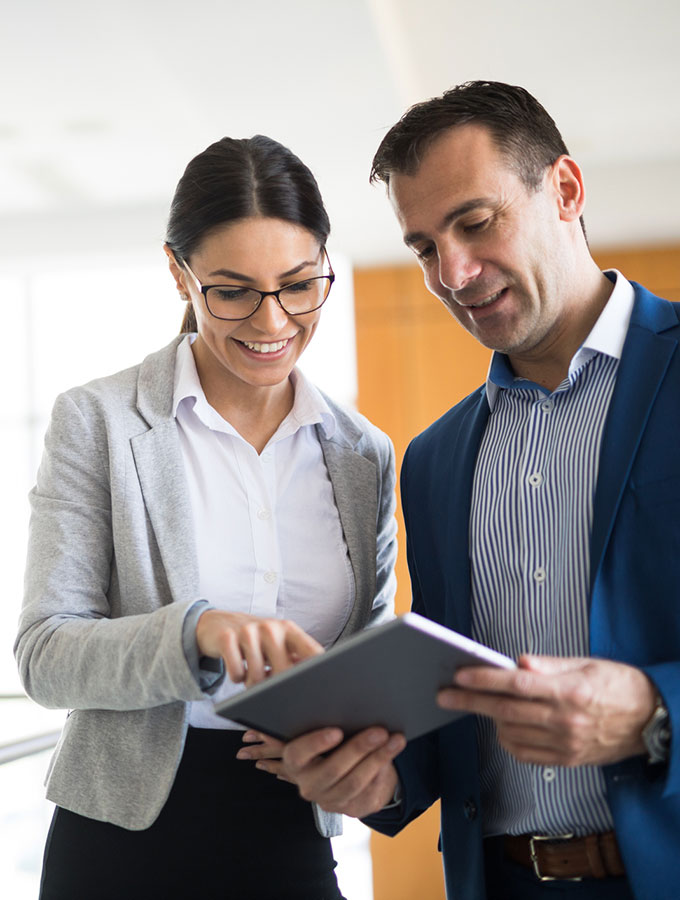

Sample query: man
[256,82,679,899]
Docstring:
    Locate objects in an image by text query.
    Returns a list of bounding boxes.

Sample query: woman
[15,135,397,899]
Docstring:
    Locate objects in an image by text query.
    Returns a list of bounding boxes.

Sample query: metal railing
[0,730,61,766]
[0,694,60,766]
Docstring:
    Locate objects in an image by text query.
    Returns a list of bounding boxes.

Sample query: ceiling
[1,0,679,266]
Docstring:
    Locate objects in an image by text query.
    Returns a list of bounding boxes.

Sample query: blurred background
[1,1,679,896]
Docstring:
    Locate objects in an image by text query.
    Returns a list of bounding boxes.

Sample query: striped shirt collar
[485,270,635,410]
[172,333,336,440]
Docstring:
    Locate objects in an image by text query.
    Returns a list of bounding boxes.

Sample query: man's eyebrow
[403,198,492,247]
[207,260,318,281]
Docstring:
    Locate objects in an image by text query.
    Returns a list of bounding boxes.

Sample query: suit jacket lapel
[131,338,199,604]
[444,389,490,635]
[590,286,678,590]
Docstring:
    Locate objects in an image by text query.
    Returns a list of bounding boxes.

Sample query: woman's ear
[163,243,189,297]
[550,155,586,223]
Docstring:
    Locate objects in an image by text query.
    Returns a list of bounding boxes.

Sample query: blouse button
[263,571,277,584]
[257,508,271,520]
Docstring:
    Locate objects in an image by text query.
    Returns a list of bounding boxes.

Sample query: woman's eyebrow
[207,259,318,281]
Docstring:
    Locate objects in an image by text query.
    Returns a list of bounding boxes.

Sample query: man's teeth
[242,339,289,353]
[471,289,503,308]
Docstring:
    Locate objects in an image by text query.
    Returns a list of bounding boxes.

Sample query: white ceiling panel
[1,0,679,265]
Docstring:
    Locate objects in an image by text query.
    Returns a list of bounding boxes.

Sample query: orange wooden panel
[593,244,680,294]
[370,803,446,900]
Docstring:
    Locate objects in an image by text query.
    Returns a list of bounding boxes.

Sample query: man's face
[389,125,575,367]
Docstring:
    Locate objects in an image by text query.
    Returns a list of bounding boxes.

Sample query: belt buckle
[529,833,583,882]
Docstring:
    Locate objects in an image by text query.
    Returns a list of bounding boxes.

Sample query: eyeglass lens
[205,276,333,320]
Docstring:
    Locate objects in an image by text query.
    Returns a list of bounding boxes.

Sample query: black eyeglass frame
[181,249,335,321]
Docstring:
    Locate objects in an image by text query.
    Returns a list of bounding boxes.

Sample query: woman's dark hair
[165,135,331,332]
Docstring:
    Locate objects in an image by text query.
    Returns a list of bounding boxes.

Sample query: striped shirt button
[540,399,554,412]
[542,767,557,783]
[533,567,546,583]
[528,472,543,487]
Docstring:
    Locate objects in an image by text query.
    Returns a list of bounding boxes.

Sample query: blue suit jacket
[367,284,680,900]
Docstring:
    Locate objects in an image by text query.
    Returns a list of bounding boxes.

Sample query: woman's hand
[195,610,323,686]
[236,730,292,780]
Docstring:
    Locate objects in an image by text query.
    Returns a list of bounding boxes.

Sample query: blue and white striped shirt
[469,271,635,836]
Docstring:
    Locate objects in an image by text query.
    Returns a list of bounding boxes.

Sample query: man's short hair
[370,80,571,191]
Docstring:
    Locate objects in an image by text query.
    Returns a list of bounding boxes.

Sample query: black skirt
[40,727,345,900]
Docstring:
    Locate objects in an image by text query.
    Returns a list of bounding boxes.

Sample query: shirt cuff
[381,779,403,810]
[182,601,225,692]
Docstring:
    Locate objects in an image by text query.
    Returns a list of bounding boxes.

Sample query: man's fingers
[283,728,346,771]
[439,686,555,722]
[519,654,589,675]
[453,664,564,702]
[295,734,405,813]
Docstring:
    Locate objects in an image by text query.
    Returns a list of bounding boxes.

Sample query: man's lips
[454,288,506,309]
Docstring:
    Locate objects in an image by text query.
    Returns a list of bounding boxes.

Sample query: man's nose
[437,244,482,292]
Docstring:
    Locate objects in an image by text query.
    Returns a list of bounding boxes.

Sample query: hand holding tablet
[215,612,515,741]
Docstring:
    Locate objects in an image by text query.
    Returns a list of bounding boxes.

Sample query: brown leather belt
[503,831,625,881]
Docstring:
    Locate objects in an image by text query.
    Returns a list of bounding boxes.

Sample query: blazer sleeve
[642,661,680,797]
[15,389,208,711]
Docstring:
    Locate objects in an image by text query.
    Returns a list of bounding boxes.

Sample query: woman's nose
[250,294,290,332]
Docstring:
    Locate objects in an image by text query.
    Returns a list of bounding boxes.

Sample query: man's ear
[163,243,189,295]
[550,155,586,223]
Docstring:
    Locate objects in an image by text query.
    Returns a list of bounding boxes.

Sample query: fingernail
[387,735,404,752]
[242,731,260,743]
[454,669,472,685]
[236,750,251,760]
[366,730,385,747]
[255,761,268,771]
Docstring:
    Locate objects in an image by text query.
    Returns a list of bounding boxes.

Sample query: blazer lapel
[131,338,199,604]
[317,426,378,635]
[590,286,678,590]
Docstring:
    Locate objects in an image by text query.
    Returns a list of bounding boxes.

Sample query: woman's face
[169,217,327,397]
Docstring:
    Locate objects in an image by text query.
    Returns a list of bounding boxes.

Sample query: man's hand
[195,610,323,686]
[260,727,407,818]
[438,655,658,767]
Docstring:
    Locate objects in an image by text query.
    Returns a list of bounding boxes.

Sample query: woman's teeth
[241,339,290,353]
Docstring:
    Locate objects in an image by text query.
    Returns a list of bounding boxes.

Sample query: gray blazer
[15,337,397,836]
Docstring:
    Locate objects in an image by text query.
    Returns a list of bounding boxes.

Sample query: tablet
[213,612,515,741]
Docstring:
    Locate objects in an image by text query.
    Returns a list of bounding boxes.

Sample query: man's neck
[509,268,615,392]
